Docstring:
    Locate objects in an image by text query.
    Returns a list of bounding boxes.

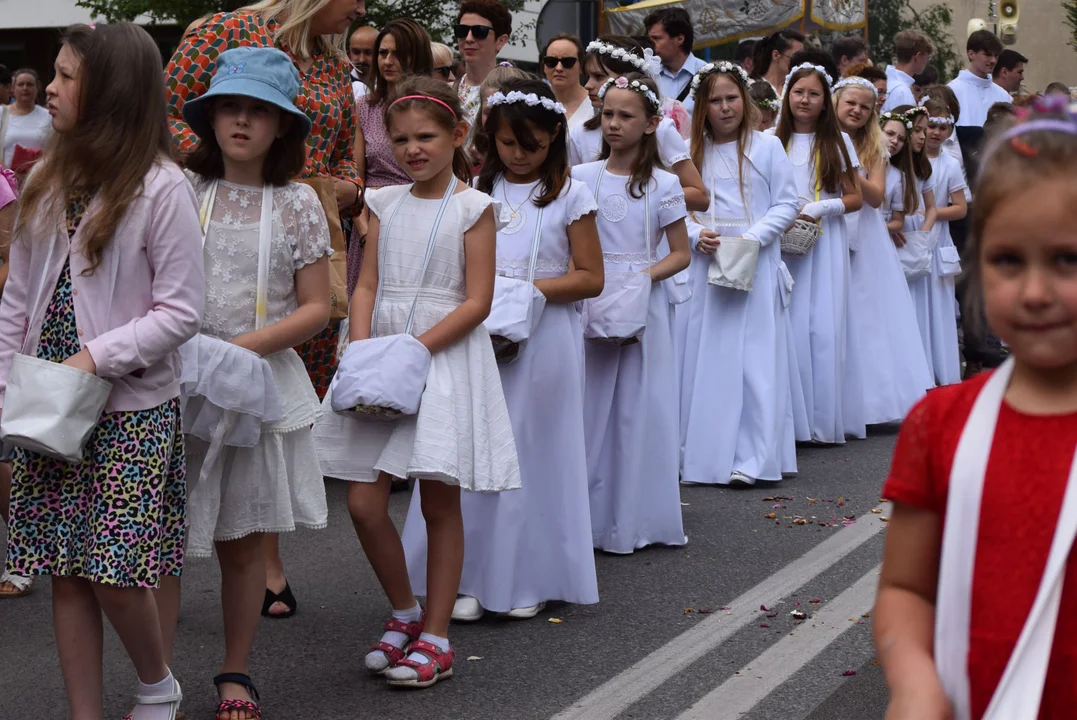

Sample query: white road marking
[675,565,880,720]
[550,509,888,720]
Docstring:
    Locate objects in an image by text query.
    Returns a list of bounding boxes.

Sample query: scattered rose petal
[841,670,857,677]
[685,608,695,614]
[881,516,890,522]
[794,602,801,606]
[467,655,483,661]
[759,624,770,628]
[837,496,846,507]
[764,512,777,519]
[719,606,731,610]
[790,610,807,620]
[810,598,822,603]
[681,502,690,506]
[698,608,713,614]
[548,618,564,624]
[871,508,882,514]
[871,660,880,666]
[766,612,777,618]
[862,612,871,618]
[760,604,770,611]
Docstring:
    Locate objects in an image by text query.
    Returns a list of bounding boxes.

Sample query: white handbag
[583,161,653,345]
[706,148,760,292]
[485,193,546,364]
[662,266,692,305]
[329,179,455,418]
[0,216,116,463]
[935,242,962,278]
[936,358,1077,720]
[895,229,934,280]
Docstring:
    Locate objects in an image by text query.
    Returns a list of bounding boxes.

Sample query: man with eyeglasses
[348,25,378,100]
[644,7,706,111]
[454,0,512,124]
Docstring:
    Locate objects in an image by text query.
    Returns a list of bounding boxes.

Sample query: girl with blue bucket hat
[178,45,333,720]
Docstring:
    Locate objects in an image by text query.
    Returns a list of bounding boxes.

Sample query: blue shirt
[656,53,707,105]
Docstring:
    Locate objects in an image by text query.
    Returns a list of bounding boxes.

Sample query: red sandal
[385,640,455,689]
[366,610,425,675]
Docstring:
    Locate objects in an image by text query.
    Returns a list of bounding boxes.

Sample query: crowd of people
[0,1,1076,718]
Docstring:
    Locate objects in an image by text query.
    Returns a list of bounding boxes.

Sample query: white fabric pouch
[896,230,934,280]
[662,268,692,305]
[583,271,651,345]
[936,244,962,278]
[708,236,760,292]
[777,262,795,309]
[330,335,431,418]
[485,275,547,363]
[0,354,113,462]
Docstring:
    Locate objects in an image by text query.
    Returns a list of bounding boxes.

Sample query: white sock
[131,671,178,720]
[365,603,422,671]
[406,632,450,663]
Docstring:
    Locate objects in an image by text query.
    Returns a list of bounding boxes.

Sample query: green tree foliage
[76,0,528,43]
[1064,0,1077,52]
[867,0,962,82]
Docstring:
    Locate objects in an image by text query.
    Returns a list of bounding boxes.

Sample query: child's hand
[884,685,952,720]
[696,229,720,255]
[890,231,907,248]
[62,349,97,375]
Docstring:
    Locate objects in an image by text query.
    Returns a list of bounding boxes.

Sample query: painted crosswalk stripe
[675,565,880,720]
[550,509,888,720]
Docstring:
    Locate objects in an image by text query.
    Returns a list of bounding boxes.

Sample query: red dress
[884,372,1077,719]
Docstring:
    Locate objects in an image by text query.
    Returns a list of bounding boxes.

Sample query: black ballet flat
[261,583,297,619]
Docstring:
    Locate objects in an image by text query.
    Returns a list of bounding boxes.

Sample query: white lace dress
[185,178,330,556]
[314,185,521,492]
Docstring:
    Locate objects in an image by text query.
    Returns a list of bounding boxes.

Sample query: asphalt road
[0,427,899,720]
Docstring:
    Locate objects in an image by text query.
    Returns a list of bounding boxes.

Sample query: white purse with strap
[0,213,115,463]
[706,146,760,292]
[330,180,455,418]
[484,183,546,364]
[935,357,1077,720]
[583,161,653,345]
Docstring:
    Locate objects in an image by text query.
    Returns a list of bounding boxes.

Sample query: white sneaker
[451,595,484,622]
[729,471,755,487]
[504,601,546,619]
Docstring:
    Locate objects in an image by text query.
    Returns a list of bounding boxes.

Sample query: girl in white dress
[574,73,690,553]
[773,62,865,444]
[886,105,940,382]
[923,96,967,385]
[314,76,519,688]
[835,80,933,424]
[678,61,800,486]
[179,47,331,719]
[571,36,708,212]
[402,78,604,621]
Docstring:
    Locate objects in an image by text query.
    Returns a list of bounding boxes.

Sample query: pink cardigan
[0,160,205,413]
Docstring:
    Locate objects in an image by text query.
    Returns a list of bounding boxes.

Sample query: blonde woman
[431,41,455,83]
[163,0,363,631]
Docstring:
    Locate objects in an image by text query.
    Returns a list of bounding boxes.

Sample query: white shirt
[656,53,707,104]
[948,69,1013,127]
[883,65,916,112]
[2,105,51,166]
[351,80,370,102]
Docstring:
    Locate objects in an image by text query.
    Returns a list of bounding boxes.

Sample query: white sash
[936,356,1077,719]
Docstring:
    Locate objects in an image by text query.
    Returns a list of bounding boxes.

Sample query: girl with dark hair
[570,35,708,213]
[179,46,333,718]
[677,61,801,486]
[773,62,865,445]
[751,29,805,97]
[885,105,939,384]
[541,33,592,131]
[402,78,604,621]
[315,74,519,688]
[0,23,204,718]
[573,73,690,554]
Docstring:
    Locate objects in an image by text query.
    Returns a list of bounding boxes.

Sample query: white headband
[928,115,956,126]
[487,90,566,116]
[832,76,878,98]
[585,40,661,80]
[782,63,835,98]
[598,76,660,112]
[689,60,752,100]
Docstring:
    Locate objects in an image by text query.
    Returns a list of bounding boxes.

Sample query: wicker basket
[781,219,821,256]
[349,404,403,421]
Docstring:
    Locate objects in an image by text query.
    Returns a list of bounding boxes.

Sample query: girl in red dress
[875,97,1077,720]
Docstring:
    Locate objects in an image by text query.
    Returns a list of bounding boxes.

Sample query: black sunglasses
[543,56,578,70]
[434,66,453,78]
[454,23,494,40]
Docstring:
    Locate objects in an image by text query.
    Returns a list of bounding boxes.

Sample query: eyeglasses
[543,56,578,70]
[434,66,453,79]
[454,23,494,40]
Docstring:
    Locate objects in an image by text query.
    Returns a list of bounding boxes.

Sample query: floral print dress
[4,190,187,588]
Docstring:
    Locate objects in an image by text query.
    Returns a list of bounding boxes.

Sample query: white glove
[801,198,846,221]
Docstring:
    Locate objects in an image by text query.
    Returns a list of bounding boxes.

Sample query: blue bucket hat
[183,46,312,140]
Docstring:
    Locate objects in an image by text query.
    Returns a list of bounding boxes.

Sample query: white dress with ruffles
[314,184,521,493]
[184,179,330,557]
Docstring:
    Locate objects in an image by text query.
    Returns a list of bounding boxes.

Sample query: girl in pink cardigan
[0,24,203,720]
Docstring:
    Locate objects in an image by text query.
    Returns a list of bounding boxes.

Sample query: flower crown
[928,115,955,126]
[487,90,566,116]
[689,60,752,100]
[585,40,661,80]
[598,76,660,112]
[904,105,928,121]
[754,97,780,112]
[879,111,913,129]
[831,76,878,98]
[782,63,835,99]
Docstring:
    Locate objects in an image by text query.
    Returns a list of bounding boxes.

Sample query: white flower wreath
[928,115,956,126]
[755,98,780,112]
[879,111,913,129]
[597,76,661,112]
[585,40,661,80]
[781,62,835,99]
[487,90,567,116]
[688,60,752,100]
[831,76,878,98]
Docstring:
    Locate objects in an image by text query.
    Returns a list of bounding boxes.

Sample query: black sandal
[213,673,261,719]
[261,583,297,619]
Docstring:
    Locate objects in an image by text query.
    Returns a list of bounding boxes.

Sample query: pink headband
[389,94,458,121]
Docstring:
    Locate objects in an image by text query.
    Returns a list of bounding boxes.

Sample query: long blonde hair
[242,0,344,60]
[834,83,886,173]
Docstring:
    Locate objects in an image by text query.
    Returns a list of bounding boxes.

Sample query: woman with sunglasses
[541,33,592,132]
[454,0,512,124]
[431,42,456,84]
